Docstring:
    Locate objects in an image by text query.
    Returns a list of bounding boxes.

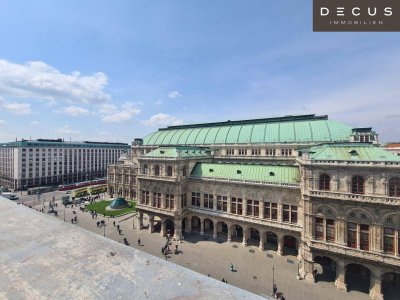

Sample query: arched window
[351,175,364,194]
[143,164,148,175]
[389,177,400,197]
[167,165,173,177]
[319,174,330,191]
[154,165,160,176]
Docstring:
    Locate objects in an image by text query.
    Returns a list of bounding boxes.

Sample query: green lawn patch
[85,200,136,217]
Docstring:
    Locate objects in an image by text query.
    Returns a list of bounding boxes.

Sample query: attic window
[237,170,242,174]
[269,172,275,176]
[350,150,358,155]
[209,169,214,172]
[185,151,189,153]
[160,150,165,154]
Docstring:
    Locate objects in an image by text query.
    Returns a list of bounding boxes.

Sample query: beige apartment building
[107,114,400,300]
[0,139,129,190]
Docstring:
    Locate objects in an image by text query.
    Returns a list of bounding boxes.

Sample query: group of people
[96,220,106,227]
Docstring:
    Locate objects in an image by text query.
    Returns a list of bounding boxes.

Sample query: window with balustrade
[319,174,330,191]
[165,194,174,210]
[167,165,173,177]
[384,228,395,254]
[154,165,160,176]
[217,195,228,211]
[192,192,200,207]
[141,190,150,205]
[204,193,213,209]
[143,164,149,175]
[315,217,324,240]
[283,205,297,223]
[246,199,259,217]
[153,192,161,208]
[351,175,364,194]
[231,197,242,214]
[389,177,400,197]
[264,202,277,220]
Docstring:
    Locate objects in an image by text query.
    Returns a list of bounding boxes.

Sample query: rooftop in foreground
[0,198,263,300]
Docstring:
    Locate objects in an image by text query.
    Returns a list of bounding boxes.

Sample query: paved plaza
[26,193,372,300]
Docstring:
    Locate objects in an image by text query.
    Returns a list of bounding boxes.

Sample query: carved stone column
[138,211,144,230]
[213,222,218,239]
[369,268,383,300]
[277,234,283,256]
[160,218,166,237]
[200,218,204,236]
[148,215,154,233]
[227,224,232,242]
[242,226,248,246]
[259,231,265,250]
[335,260,347,291]
[173,218,182,241]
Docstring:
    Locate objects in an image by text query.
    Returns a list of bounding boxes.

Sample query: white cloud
[29,121,40,126]
[153,99,163,105]
[0,120,7,125]
[56,124,80,135]
[98,102,140,123]
[143,113,183,127]
[0,97,31,115]
[0,59,110,104]
[168,91,182,99]
[57,105,90,116]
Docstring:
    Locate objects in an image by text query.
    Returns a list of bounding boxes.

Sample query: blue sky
[0,1,399,143]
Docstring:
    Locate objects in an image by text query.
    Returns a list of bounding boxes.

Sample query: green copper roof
[145,147,211,158]
[142,115,352,146]
[308,144,400,162]
[190,163,300,185]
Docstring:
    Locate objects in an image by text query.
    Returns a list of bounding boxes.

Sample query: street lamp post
[272,265,275,296]
[103,222,106,237]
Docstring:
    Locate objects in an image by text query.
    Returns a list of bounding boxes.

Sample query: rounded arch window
[351,175,364,194]
[319,174,330,191]
[143,164,149,175]
[389,177,400,197]
[167,165,173,177]
[154,165,160,176]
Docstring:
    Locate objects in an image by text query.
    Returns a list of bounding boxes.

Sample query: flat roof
[0,140,130,148]
[0,198,264,300]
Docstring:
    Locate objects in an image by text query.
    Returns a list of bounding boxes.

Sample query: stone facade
[107,117,400,300]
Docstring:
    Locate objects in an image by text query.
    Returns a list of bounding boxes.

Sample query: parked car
[10,194,19,200]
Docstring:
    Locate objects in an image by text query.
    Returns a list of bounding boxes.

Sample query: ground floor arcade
[305,251,400,300]
[136,209,301,258]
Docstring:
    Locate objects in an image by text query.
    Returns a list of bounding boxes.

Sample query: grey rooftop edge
[0,198,267,300]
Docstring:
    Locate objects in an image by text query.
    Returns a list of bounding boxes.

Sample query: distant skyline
[0,1,399,143]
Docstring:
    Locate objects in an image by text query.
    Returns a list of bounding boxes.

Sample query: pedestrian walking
[230,263,234,272]
[117,224,120,230]
[113,221,115,226]
[161,246,164,253]
[74,216,77,223]
[138,238,141,245]
[273,283,277,295]
[222,278,225,283]
[71,218,74,223]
